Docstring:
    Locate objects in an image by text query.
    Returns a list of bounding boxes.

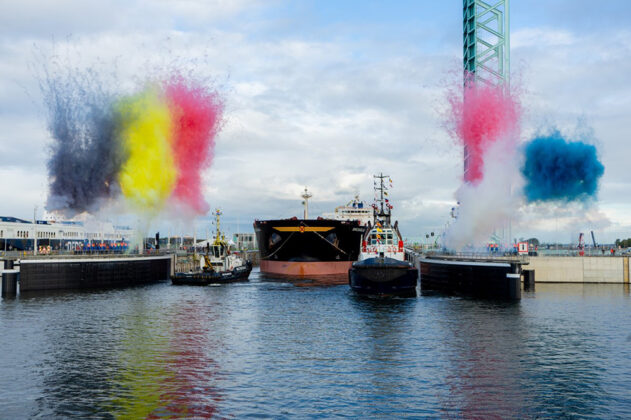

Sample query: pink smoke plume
[166,76,223,215]
[447,79,520,183]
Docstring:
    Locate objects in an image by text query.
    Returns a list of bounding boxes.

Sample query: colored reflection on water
[109,301,172,418]
[1,271,631,418]
[108,300,221,418]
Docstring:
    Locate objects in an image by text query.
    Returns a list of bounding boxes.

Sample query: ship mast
[213,208,223,245]
[373,173,391,226]
[301,187,312,220]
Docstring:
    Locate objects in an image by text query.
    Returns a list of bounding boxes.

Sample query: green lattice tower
[463,0,510,180]
[463,0,512,246]
[463,0,510,87]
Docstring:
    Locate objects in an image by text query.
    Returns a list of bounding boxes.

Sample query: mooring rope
[263,231,296,259]
[302,222,349,256]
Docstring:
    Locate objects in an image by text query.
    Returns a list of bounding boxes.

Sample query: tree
[526,237,540,246]
[615,238,631,248]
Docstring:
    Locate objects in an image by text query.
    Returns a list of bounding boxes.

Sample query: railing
[405,247,630,261]
[404,248,529,264]
[0,250,182,259]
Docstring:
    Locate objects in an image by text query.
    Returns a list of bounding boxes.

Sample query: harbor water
[1,269,630,418]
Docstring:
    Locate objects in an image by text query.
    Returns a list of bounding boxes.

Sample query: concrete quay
[528,256,630,283]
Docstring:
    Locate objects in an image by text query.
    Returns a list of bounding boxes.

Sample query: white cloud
[0,2,630,244]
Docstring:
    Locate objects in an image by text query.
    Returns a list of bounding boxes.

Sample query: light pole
[33,205,38,256]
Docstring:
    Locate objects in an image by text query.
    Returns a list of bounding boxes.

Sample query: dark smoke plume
[41,67,126,216]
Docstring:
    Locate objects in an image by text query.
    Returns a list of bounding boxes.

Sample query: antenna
[213,208,223,245]
[373,173,391,225]
[301,187,312,219]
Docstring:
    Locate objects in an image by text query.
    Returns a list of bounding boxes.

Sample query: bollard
[5,259,14,269]
[523,269,535,291]
[2,270,18,297]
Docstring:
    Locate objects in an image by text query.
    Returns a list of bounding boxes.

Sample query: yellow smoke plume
[117,87,176,210]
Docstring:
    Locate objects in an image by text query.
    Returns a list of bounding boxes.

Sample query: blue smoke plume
[521,132,604,202]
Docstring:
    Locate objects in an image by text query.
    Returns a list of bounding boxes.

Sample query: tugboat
[349,174,418,297]
[172,210,252,285]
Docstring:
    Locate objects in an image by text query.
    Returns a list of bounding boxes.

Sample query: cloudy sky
[1,0,630,244]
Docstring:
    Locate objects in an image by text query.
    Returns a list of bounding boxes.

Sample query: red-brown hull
[260,260,353,277]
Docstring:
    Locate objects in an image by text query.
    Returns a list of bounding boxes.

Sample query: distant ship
[254,188,372,277]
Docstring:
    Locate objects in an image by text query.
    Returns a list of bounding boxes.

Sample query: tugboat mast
[213,209,223,245]
[301,187,312,220]
[373,173,391,226]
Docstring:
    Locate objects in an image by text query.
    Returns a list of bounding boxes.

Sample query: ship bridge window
[370,232,387,245]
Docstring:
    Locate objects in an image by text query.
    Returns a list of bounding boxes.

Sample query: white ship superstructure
[321,195,374,226]
[358,174,405,262]
[361,222,405,261]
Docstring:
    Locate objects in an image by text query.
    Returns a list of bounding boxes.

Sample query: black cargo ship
[254,188,371,277]
[254,217,366,277]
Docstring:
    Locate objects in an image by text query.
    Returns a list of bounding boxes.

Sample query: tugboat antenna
[301,187,313,220]
[214,209,223,245]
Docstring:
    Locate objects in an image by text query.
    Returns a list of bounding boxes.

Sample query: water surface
[1,270,630,418]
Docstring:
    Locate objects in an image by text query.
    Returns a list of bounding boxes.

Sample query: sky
[0,0,630,244]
